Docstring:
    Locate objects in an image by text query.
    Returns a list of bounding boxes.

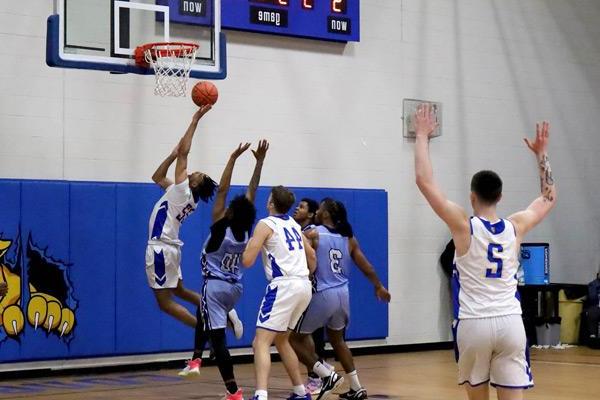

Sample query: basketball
[192,81,219,107]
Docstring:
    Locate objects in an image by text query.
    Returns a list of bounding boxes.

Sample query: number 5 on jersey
[486,243,503,278]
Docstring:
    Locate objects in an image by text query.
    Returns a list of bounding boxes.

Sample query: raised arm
[413,104,470,249]
[509,122,557,238]
[174,105,212,184]
[349,237,391,302]
[241,221,272,267]
[151,144,178,190]
[302,233,316,273]
[246,140,269,204]
[212,143,251,222]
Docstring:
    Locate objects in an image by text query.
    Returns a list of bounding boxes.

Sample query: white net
[144,43,199,97]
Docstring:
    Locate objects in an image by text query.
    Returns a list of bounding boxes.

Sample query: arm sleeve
[205,218,229,253]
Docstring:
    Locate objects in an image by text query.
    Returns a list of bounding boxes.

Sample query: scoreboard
[165,0,360,42]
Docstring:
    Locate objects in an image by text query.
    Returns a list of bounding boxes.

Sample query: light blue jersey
[314,225,350,292]
[201,226,248,283]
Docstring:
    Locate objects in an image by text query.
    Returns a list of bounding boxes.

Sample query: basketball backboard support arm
[46,0,227,80]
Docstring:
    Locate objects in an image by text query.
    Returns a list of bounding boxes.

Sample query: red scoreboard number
[331,0,347,13]
[302,0,314,9]
[300,0,347,13]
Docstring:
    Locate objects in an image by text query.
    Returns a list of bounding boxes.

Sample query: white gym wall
[1,0,600,345]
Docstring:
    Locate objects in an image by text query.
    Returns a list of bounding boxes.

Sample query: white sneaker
[228,309,244,339]
[178,358,201,378]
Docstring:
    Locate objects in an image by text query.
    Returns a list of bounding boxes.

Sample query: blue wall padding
[0,179,387,363]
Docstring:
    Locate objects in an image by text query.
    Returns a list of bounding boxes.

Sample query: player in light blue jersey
[293,197,334,393]
[291,198,391,400]
[413,104,557,400]
[180,140,269,400]
[146,105,217,328]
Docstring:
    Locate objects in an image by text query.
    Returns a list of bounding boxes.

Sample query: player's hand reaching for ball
[524,121,550,157]
[231,143,251,159]
[375,284,391,303]
[193,104,212,122]
[414,103,439,139]
[252,139,270,163]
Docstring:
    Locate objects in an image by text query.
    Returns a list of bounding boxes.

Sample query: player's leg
[146,244,197,327]
[153,288,196,327]
[490,315,533,400]
[274,331,305,388]
[173,279,201,306]
[179,306,209,377]
[464,384,490,400]
[210,328,242,399]
[252,327,278,400]
[495,388,523,400]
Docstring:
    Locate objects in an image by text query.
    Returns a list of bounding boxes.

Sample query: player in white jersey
[146,105,217,328]
[413,104,557,400]
[242,186,330,400]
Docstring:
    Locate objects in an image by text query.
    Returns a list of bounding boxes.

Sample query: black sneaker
[315,372,344,400]
[338,388,368,400]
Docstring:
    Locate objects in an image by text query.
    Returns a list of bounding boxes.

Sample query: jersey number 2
[283,227,303,251]
[486,243,503,278]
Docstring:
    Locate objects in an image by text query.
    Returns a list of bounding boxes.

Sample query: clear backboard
[47,0,226,79]
[402,99,443,138]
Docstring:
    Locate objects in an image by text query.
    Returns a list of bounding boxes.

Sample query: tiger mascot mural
[0,235,77,342]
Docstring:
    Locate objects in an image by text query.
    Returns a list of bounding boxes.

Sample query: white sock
[293,385,306,396]
[255,389,268,400]
[313,361,333,378]
[348,370,361,391]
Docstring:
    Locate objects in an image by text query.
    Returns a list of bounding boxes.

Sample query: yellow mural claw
[3,304,24,336]
[27,296,48,330]
[0,240,11,258]
[44,301,62,332]
[60,308,75,336]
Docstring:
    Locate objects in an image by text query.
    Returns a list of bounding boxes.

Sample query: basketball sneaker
[222,389,244,400]
[228,309,244,339]
[286,393,311,400]
[338,388,368,400]
[178,358,201,377]
[305,376,323,395]
[315,372,344,400]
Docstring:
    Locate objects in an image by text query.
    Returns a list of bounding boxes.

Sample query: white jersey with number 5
[260,215,310,281]
[453,217,521,320]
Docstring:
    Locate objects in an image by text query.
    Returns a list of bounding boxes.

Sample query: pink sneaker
[178,358,201,377]
[305,376,322,395]
[223,389,244,400]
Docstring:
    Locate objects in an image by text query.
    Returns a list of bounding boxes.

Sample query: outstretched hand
[524,121,550,157]
[231,142,251,159]
[252,139,270,162]
[414,103,439,138]
[193,104,212,122]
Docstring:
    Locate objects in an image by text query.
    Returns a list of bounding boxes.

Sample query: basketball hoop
[135,42,199,97]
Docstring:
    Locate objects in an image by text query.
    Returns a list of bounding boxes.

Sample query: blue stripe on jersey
[451,264,461,319]
[154,250,166,286]
[259,285,278,323]
[273,214,290,220]
[150,201,168,240]
[268,254,284,278]
[478,217,506,235]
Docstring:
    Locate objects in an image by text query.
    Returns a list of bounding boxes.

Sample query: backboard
[47,0,226,79]
[402,99,443,138]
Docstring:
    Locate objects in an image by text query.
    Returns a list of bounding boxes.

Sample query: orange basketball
[191,81,219,106]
